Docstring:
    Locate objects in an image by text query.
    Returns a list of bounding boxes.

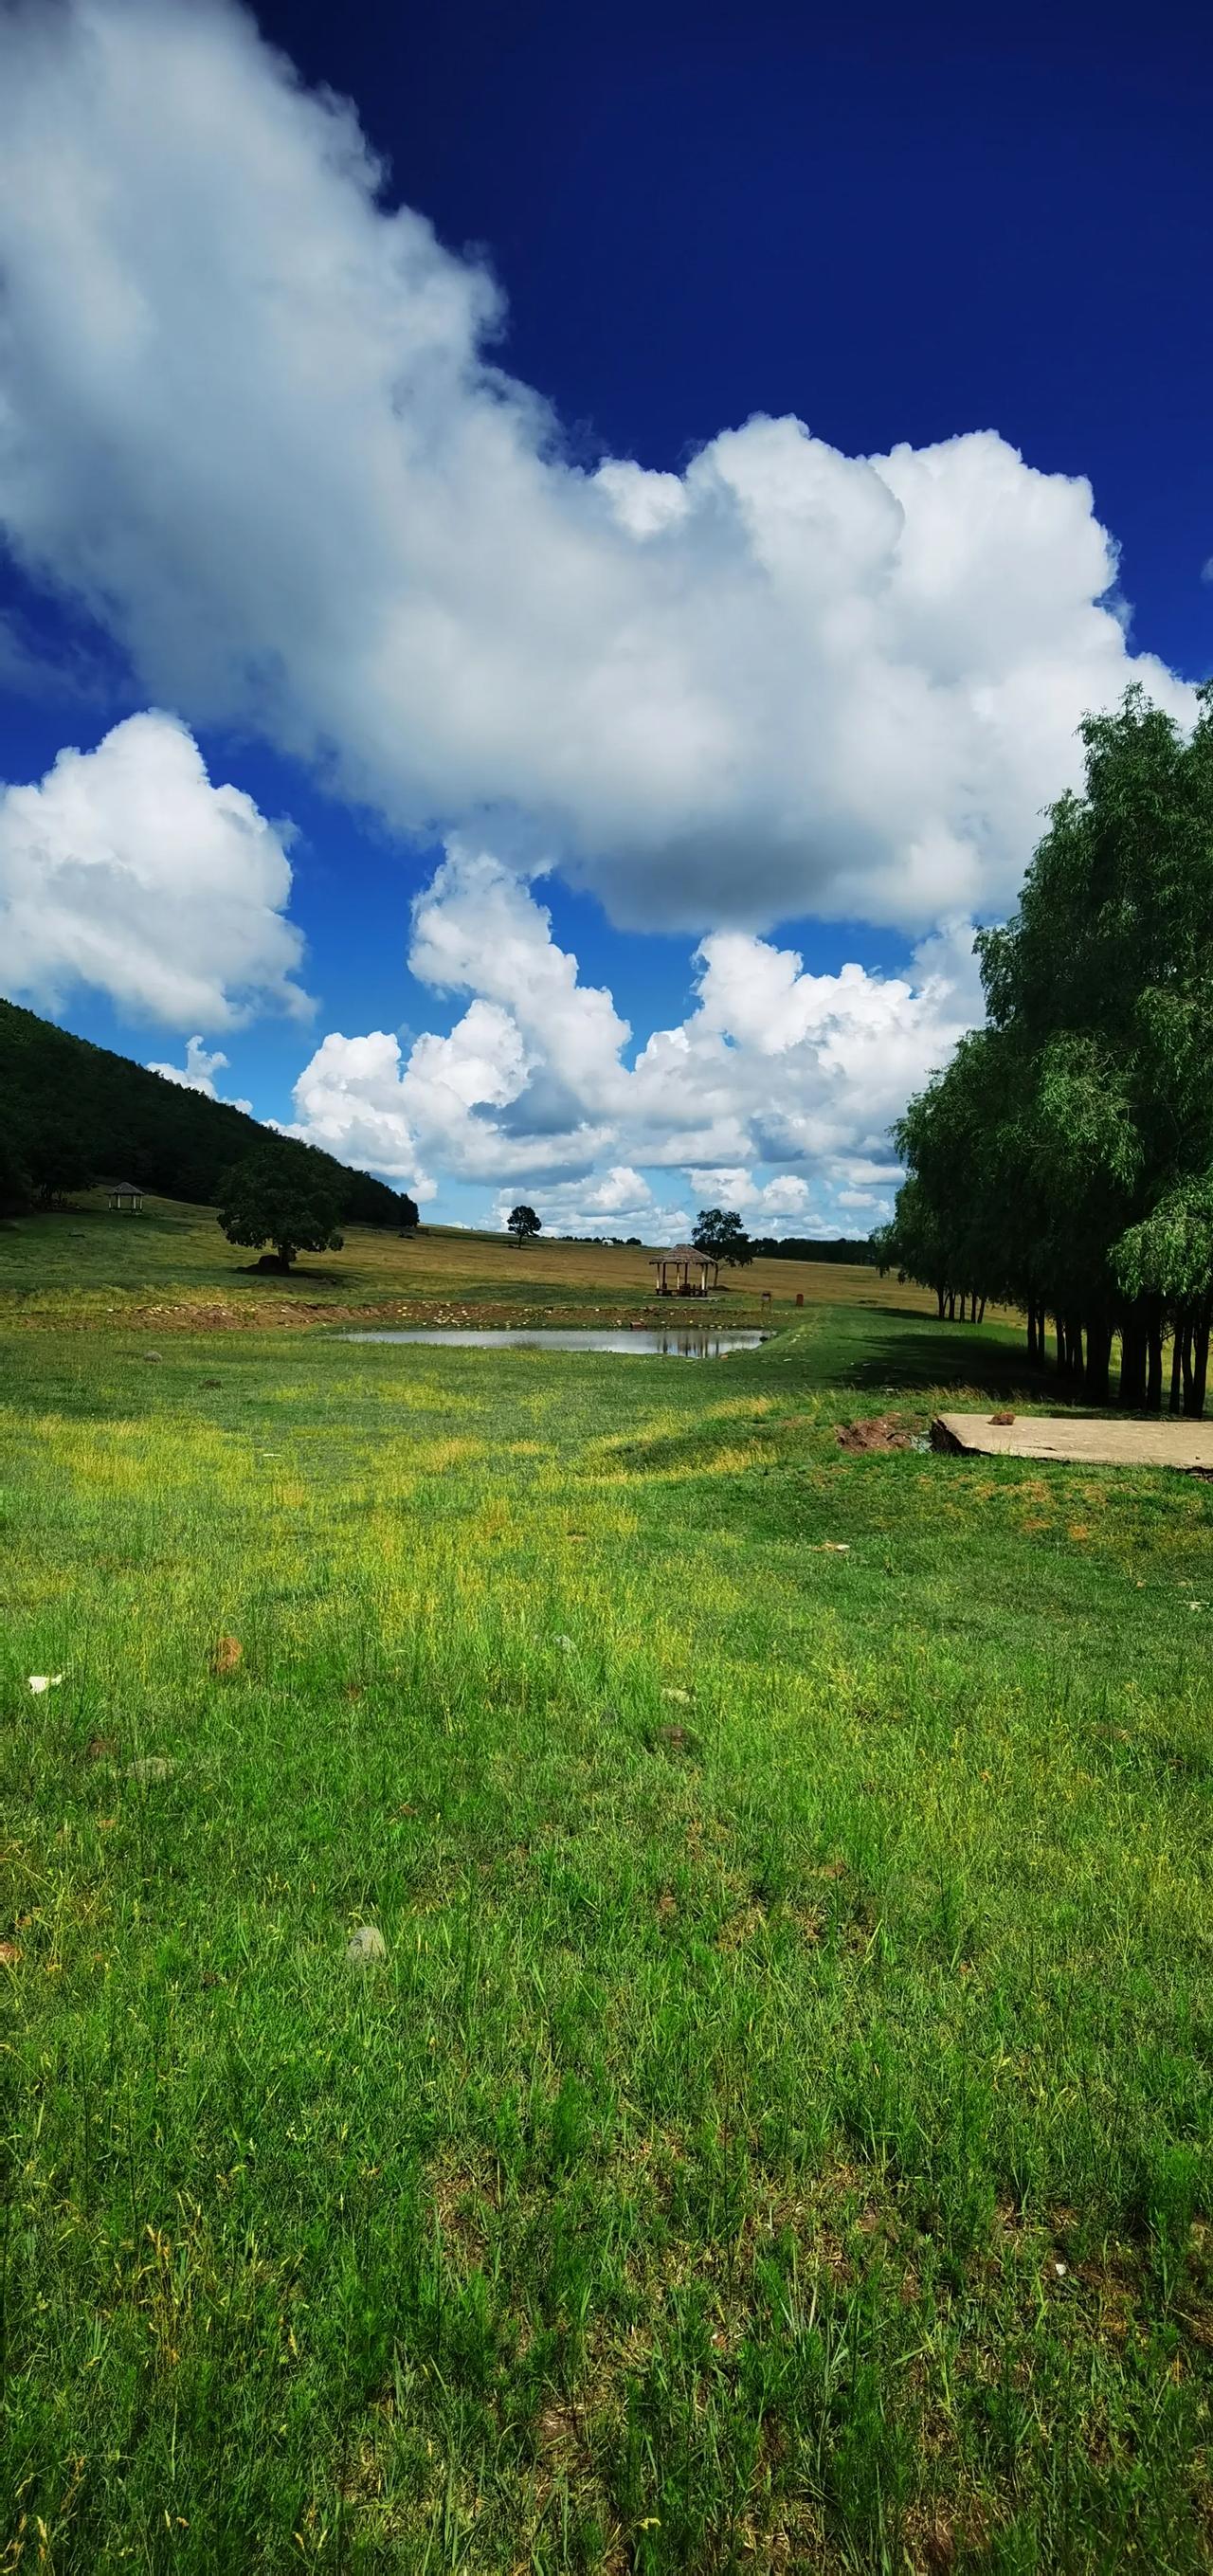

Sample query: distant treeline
[553,1231,876,1261]
[0,999,419,1230]
[750,1236,877,1264]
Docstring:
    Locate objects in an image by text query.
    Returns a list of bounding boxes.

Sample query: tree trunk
[1145,1304,1164,1414]
[1057,1316,1082,1379]
[947,1291,956,1321]
[1185,1305,1210,1420]
[1026,1307,1038,1364]
[1119,1313,1147,1409]
[936,1285,946,1320]
[1169,1326,1185,1415]
[977,1297,987,1324]
[1086,1319,1112,1406]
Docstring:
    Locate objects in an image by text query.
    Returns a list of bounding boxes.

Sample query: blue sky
[0,0,1207,1238]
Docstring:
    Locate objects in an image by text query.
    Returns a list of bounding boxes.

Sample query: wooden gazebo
[648,1243,719,1297]
[107,1180,144,1213]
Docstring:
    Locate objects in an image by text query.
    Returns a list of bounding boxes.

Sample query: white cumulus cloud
[285,842,978,1231]
[0,0,1195,940]
[0,710,309,1027]
[489,1169,692,1243]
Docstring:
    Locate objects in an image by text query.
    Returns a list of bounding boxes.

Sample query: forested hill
[0,999,418,1227]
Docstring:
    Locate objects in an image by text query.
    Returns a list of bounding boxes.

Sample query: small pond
[337,1328,770,1359]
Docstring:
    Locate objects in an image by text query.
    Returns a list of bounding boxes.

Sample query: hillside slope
[0,998,416,1227]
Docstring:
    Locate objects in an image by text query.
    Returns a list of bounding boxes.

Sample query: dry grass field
[0,1191,950,1332]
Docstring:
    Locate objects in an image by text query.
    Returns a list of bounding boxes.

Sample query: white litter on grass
[27,1674,63,1694]
[662,1687,692,1704]
[553,1635,575,1653]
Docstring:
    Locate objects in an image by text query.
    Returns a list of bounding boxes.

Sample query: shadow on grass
[839,1317,1079,1405]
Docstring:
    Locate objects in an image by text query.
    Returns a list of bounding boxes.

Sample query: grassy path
[2,1306,1211,2570]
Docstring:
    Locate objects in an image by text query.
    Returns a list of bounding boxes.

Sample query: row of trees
[876,685,1213,1416]
[751,1234,875,1264]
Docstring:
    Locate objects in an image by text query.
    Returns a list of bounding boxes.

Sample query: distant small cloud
[1202,558,1213,585]
[147,1035,252,1114]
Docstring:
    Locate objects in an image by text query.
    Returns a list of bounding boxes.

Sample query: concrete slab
[932,1412,1213,1473]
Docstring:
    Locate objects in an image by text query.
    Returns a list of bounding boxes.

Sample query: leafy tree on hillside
[0,1130,31,1215]
[24,1114,93,1206]
[692,1207,753,1267]
[507,1204,541,1246]
[218,1155,344,1272]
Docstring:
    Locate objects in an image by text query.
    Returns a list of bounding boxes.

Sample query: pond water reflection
[337,1328,770,1358]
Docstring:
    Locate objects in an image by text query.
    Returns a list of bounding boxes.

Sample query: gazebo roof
[107,1179,143,1193]
[649,1244,710,1262]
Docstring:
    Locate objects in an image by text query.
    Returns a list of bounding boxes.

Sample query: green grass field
[2,1209,1211,2571]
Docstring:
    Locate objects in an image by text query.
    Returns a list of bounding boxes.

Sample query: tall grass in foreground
[1,1303,1211,2571]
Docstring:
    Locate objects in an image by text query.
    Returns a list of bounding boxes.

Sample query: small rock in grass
[126,1755,175,1784]
[655,1723,699,1757]
[345,1924,387,1967]
[836,1416,912,1453]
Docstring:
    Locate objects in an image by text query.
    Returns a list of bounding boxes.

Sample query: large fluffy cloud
[0,710,309,1026]
[0,0,1194,937]
[283,844,976,1230]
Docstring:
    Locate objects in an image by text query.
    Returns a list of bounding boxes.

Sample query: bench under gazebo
[648,1243,719,1297]
[107,1180,144,1213]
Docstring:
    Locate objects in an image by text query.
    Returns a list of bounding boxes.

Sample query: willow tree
[886,683,1213,1413]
